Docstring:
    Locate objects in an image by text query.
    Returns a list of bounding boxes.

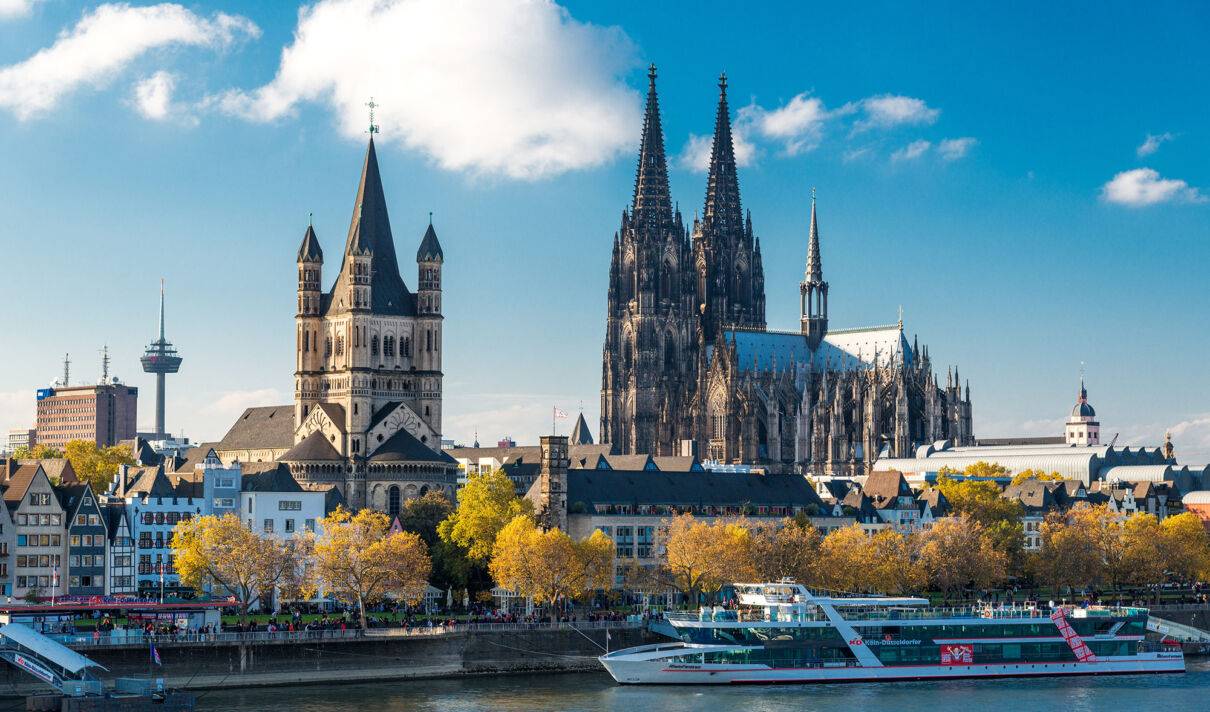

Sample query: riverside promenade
[0,620,648,697]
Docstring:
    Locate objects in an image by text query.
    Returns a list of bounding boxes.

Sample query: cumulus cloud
[1101,168,1207,207]
[1168,413,1210,464]
[742,93,834,156]
[854,94,939,132]
[215,0,639,180]
[938,137,977,161]
[1137,132,1174,157]
[0,0,41,20]
[677,129,756,172]
[0,3,259,120]
[132,70,178,120]
[891,139,931,162]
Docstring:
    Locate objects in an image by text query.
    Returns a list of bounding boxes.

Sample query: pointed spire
[330,137,411,315]
[569,412,594,445]
[631,63,673,232]
[297,222,323,263]
[804,188,823,284]
[417,220,443,262]
[702,72,743,237]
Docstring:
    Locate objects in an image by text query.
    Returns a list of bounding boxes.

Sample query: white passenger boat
[600,581,1185,684]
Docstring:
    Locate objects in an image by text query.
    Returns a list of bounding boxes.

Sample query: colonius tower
[283,134,459,511]
[601,68,973,474]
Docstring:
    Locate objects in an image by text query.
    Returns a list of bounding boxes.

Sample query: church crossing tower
[800,192,828,350]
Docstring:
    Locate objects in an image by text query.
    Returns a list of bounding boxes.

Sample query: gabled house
[106,463,202,598]
[5,465,66,600]
[1003,478,1063,550]
[861,471,921,533]
[61,484,108,596]
[104,502,135,596]
[917,488,950,529]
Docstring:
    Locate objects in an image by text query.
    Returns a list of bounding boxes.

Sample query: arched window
[664,334,676,369]
[403,337,411,357]
[325,337,332,356]
[388,486,401,517]
[371,335,379,357]
[426,330,432,352]
[335,336,344,355]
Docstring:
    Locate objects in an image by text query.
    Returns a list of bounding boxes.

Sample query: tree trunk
[357,593,367,630]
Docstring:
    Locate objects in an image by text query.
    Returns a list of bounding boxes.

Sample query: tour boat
[600,581,1184,684]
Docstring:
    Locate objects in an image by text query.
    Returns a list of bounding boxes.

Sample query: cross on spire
[366,98,379,134]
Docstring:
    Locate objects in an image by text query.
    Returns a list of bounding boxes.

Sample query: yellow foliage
[748,519,821,585]
[660,514,755,601]
[1008,470,1065,487]
[488,515,613,605]
[64,440,135,491]
[171,513,307,614]
[437,469,532,562]
[1160,512,1210,582]
[315,507,431,627]
[916,515,1008,597]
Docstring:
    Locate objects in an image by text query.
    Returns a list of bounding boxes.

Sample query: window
[31,493,50,506]
[263,519,274,533]
[71,535,80,547]
[248,500,253,513]
[16,535,25,547]
[76,515,86,526]
[88,514,99,526]
[217,478,235,488]
[305,519,316,533]
[278,501,302,511]
[285,519,295,533]
[388,486,401,517]
[17,515,26,526]
[213,498,235,509]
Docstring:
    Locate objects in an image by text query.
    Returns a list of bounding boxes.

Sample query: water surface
[199,661,1210,711]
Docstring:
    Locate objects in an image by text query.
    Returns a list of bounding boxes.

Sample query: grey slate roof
[324,137,416,317]
[297,224,323,262]
[368,428,456,464]
[170,442,219,473]
[416,223,443,262]
[569,413,594,445]
[652,456,704,473]
[218,405,296,451]
[242,464,303,493]
[566,470,824,509]
[279,431,344,462]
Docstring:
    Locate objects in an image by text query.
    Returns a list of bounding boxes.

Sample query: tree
[867,529,922,595]
[1033,504,1117,592]
[172,514,308,617]
[815,524,873,593]
[64,440,134,491]
[934,471,1024,568]
[962,461,1011,479]
[488,516,614,606]
[917,515,1008,600]
[12,444,62,460]
[1009,470,1064,487]
[1160,513,1210,583]
[315,507,431,629]
[1117,513,1165,587]
[438,469,532,562]
[748,518,821,586]
[398,491,474,591]
[648,514,754,604]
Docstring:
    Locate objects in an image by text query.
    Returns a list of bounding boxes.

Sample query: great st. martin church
[600,67,973,474]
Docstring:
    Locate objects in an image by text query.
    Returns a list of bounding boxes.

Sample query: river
[198,661,1210,711]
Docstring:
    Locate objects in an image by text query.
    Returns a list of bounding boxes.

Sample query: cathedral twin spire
[701,74,744,239]
[632,64,674,232]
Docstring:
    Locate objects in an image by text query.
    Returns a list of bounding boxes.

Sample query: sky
[0,1,1208,462]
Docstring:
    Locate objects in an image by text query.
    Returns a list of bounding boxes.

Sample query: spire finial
[812,186,817,203]
[647,63,657,86]
[366,97,379,135]
[897,304,904,328]
[428,211,433,226]
[308,212,313,227]
[718,72,728,94]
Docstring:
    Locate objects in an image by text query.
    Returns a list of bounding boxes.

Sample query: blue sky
[1,1,1208,461]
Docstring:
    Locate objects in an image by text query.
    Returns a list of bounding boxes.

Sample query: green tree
[934,471,1024,569]
[64,440,134,491]
[397,491,475,592]
[1008,469,1064,487]
[437,470,532,562]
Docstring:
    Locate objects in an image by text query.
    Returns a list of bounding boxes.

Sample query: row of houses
[0,448,331,601]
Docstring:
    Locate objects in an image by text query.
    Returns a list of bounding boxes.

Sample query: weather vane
[366,98,379,135]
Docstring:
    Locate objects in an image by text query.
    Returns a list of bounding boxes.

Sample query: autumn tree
[917,515,1008,600]
[1117,513,1165,587]
[489,515,613,606]
[815,524,872,592]
[64,440,135,491]
[438,469,532,562]
[1009,470,1065,487]
[172,514,309,617]
[397,491,473,591]
[645,514,755,604]
[748,518,821,586]
[315,507,431,629]
[934,470,1024,569]
[12,444,62,460]
[1160,513,1210,583]
[867,529,923,594]
[1033,504,1117,592]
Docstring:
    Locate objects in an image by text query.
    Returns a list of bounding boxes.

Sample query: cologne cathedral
[599,67,974,475]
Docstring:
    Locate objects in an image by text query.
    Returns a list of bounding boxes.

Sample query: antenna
[62,353,71,386]
[100,345,110,381]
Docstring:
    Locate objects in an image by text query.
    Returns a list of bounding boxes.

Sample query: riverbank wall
[0,626,652,697]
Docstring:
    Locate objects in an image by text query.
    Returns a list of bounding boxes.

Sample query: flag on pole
[553,408,568,419]
[150,643,161,666]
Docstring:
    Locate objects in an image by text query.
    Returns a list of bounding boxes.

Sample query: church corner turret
[800,190,828,350]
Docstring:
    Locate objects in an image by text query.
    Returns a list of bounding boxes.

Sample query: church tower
[295,221,324,426]
[601,65,693,455]
[416,219,444,436]
[692,73,765,343]
[800,192,828,350]
[1065,376,1099,445]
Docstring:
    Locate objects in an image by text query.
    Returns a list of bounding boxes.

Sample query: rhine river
[199,661,1210,711]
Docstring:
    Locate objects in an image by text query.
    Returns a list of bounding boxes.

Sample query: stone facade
[601,68,973,474]
[283,136,458,511]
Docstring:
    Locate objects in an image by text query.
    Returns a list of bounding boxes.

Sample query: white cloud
[854,94,939,132]
[741,93,832,156]
[891,139,931,162]
[132,70,177,120]
[0,0,41,20]
[0,3,259,120]
[215,0,639,180]
[938,137,977,161]
[1101,168,1207,207]
[1137,132,1174,157]
[677,128,756,172]
[199,388,284,419]
[1168,413,1210,464]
